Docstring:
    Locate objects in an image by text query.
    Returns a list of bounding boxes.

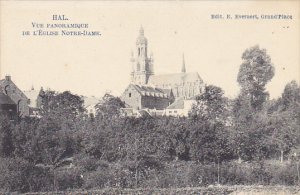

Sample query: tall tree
[189,85,234,162]
[237,45,275,110]
[232,46,275,161]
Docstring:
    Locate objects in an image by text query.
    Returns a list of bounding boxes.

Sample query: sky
[0,1,299,99]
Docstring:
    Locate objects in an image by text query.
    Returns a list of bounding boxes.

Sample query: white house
[164,97,197,117]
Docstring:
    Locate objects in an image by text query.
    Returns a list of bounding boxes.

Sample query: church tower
[130,26,154,85]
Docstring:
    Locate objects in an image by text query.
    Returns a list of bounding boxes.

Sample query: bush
[54,167,84,191]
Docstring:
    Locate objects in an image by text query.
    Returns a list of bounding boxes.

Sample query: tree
[189,85,230,123]
[267,81,300,162]
[281,80,300,110]
[232,46,275,161]
[12,117,40,163]
[95,93,125,121]
[0,115,14,157]
[237,45,275,110]
[12,90,86,190]
[39,90,85,119]
[189,85,234,163]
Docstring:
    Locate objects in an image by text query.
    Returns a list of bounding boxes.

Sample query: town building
[164,96,197,117]
[121,84,174,110]
[0,76,30,117]
[83,96,102,117]
[0,91,17,119]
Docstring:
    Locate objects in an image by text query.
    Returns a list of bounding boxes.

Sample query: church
[121,27,204,111]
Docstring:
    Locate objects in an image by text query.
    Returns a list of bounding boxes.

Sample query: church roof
[0,91,15,105]
[148,72,203,87]
[130,84,172,98]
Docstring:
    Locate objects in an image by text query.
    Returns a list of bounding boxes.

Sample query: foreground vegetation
[0,45,299,193]
[21,186,300,195]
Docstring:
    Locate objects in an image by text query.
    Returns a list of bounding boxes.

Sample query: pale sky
[0,1,299,99]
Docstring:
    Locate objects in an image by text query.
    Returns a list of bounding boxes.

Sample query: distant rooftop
[167,97,184,109]
[130,84,172,98]
[148,72,203,87]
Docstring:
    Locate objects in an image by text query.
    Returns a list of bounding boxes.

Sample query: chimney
[5,75,11,81]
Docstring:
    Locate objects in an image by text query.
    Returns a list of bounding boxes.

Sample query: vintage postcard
[0,0,299,194]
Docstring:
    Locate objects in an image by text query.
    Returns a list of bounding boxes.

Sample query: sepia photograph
[0,0,299,194]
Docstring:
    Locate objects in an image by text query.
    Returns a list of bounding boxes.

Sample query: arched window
[4,85,9,95]
[17,100,22,115]
[138,48,140,56]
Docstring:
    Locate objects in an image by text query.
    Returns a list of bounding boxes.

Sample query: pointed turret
[181,53,186,73]
[139,25,144,36]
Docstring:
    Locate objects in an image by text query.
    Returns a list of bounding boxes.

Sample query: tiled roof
[131,84,171,98]
[148,72,203,87]
[160,88,173,97]
[0,91,15,105]
[166,97,184,109]
[0,78,29,101]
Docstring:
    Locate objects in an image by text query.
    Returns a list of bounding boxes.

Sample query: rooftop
[166,97,184,109]
[148,72,203,87]
[0,91,15,105]
[130,84,172,98]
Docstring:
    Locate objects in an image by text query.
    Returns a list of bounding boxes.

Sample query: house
[165,96,197,117]
[0,76,30,117]
[83,96,102,117]
[0,91,17,120]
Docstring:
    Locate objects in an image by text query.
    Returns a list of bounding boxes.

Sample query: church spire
[181,53,186,73]
[139,25,144,36]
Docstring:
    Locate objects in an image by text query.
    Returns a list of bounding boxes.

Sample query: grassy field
[19,186,300,195]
